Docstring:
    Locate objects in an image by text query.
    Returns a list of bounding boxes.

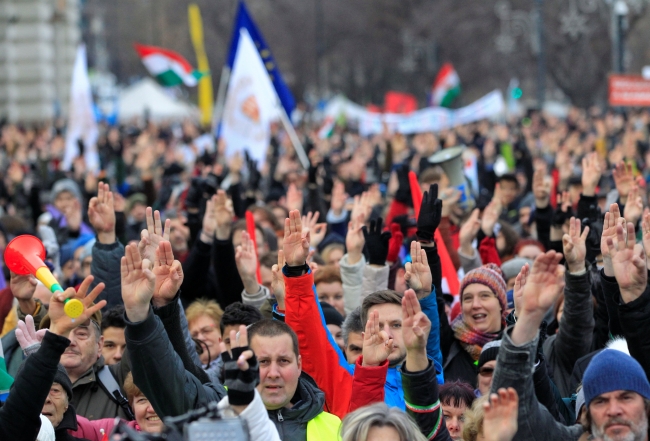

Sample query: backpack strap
[97,365,135,421]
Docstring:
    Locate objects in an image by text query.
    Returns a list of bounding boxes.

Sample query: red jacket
[349,357,388,413]
[284,270,354,419]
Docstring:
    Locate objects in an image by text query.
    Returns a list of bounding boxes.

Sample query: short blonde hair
[462,395,489,441]
[341,402,426,441]
[186,299,224,326]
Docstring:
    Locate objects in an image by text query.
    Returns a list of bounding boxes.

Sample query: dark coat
[0,332,70,441]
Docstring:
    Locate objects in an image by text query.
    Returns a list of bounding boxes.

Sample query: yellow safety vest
[306,411,342,441]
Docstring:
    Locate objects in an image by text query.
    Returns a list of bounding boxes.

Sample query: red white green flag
[430,62,461,108]
[134,43,204,87]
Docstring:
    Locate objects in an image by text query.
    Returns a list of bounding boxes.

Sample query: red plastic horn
[4,235,47,275]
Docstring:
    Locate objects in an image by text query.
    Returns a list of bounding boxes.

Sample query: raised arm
[88,182,124,311]
[546,217,593,396]
[282,209,353,419]
[121,243,224,418]
[492,251,582,441]
[401,289,452,441]
[341,214,366,313]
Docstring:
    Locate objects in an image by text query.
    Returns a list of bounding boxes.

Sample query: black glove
[394,163,413,207]
[308,163,319,185]
[416,184,442,241]
[552,204,574,227]
[222,346,260,406]
[363,217,392,265]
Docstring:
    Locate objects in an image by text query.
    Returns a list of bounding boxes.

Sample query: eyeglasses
[478,367,495,377]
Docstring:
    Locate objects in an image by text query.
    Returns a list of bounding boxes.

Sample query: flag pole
[211,66,231,134]
[276,98,310,169]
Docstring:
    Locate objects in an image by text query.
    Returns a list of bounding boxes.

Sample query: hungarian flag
[0,340,13,402]
[430,62,461,108]
[134,43,204,87]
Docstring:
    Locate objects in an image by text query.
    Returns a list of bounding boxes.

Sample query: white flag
[63,45,99,173]
[220,28,278,167]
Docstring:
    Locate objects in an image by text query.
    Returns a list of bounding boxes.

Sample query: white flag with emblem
[220,28,278,167]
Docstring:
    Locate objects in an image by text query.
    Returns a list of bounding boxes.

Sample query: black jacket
[267,375,329,441]
[443,339,480,387]
[401,360,452,441]
[0,331,70,441]
[55,404,90,441]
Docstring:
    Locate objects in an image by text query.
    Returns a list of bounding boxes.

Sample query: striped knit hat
[460,263,508,318]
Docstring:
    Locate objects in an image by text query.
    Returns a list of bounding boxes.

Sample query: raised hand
[519,251,565,318]
[601,204,625,277]
[200,194,218,243]
[351,191,373,225]
[152,240,183,308]
[482,388,519,441]
[481,191,502,237]
[361,310,393,367]
[608,222,647,303]
[271,250,286,309]
[10,272,37,302]
[88,182,116,243]
[214,190,234,240]
[402,289,431,372]
[416,184,442,242]
[346,214,366,265]
[459,208,481,255]
[513,251,565,345]
[138,208,171,263]
[121,243,156,322]
[613,162,635,203]
[562,217,589,273]
[330,180,348,216]
[512,263,529,317]
[624,185,644,227]
[404,241,432,298]
[362,217,391,266]
[15,315,47,352]
[283,210,310,267]
[581,152,602,197]
[48,275,107,337]
[235,231,260,295]
[302,211,327,248]
[219,325,258,411]
[386,223,404,264]
[286,183,303,213]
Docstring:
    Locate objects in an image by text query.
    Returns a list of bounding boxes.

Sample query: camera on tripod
[108,401,249,441]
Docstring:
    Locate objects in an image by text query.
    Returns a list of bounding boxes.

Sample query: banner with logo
[609,75,650,106]
[220,28,278,167]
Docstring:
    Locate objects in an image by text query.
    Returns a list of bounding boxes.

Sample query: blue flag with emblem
[226,1,295,117]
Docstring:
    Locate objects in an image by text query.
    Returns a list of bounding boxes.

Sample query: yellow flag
[188,4,213,126]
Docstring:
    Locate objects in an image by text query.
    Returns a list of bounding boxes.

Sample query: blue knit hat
[583,349,650,407]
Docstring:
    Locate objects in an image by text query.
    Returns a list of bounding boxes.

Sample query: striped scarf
[451,315,501,361]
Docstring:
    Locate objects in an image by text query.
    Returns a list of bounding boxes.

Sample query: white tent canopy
[117,78,199,122]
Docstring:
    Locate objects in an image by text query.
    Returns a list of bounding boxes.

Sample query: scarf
[451,314,501,361]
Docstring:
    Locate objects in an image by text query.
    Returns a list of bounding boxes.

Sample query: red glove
[386,223,404,263]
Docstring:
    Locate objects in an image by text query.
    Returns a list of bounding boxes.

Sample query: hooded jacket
[266,374,340,441]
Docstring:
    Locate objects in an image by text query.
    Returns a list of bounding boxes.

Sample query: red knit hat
[459,263,508,318]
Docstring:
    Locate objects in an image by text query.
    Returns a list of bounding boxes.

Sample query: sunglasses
[478,366,495,377]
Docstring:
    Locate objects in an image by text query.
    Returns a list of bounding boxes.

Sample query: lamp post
[613,0,629,73]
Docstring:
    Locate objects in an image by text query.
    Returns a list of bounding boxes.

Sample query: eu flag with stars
[227,1,296,117]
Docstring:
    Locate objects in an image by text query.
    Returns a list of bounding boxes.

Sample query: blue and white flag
[226,1,295,117]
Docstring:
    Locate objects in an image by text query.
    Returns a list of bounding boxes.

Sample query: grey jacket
[542,267,594,397]
[491,327,584,441]
[340,253,389,314]
[90,240,125,312]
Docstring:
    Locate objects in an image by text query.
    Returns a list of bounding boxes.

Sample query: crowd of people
[0,105,649,441]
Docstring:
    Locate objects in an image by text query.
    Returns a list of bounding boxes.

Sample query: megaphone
[428,146,475,210]
[4,235,84,319]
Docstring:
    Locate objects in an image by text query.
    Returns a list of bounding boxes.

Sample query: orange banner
[608,75,650,106]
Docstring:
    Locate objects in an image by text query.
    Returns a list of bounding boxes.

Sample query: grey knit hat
[51,179,82,203]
